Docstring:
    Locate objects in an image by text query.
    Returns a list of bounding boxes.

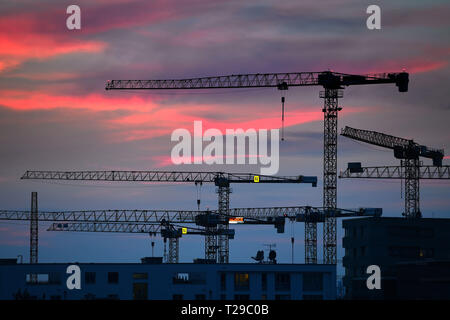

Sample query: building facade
[342,217,450,299]
[0,259,336,300]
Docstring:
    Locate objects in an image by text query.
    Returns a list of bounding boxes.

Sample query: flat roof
[0,262,334,266]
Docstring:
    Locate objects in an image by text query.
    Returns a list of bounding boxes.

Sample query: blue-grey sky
[0,0,449,272]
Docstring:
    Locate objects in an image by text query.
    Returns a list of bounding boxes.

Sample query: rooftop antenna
[263,243,276,263]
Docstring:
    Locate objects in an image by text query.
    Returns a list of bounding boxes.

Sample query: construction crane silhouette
[0,201,381,263]
[340,126,447,218]
[105,70,409,264]
[29,192,38,283]
[21,170,316,263]
[47,221,233,264]
[41,206,381,263]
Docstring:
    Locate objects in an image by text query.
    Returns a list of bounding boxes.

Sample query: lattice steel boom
[340,164,450,218]
[0,206,380,223]
[105,71,408,91]
[104,70,408,265]
[341,127,444,218]
[21,170,317,185]
[1,205,381,263]
[21,170,316,263]
[340,165,450,179]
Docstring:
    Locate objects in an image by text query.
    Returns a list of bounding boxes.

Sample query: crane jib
[105,71,408,92]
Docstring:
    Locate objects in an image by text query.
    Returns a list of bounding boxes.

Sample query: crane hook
[277,82,288,142]
[195,181,203,210]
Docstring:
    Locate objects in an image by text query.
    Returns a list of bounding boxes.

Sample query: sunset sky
[0,0,449,269]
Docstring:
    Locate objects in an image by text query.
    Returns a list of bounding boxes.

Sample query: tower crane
[104,70,409,264]
[340,126,446,218]
[47,221,233,264]
[21,170,316,263]
[42,206,381,263]
[0,201,381,263]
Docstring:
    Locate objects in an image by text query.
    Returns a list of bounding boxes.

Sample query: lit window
[234,273,249,291]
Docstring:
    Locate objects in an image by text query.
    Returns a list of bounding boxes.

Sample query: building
[0,258,336,300]
[342,217,450,299]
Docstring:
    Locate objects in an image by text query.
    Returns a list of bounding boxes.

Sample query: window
[234,294,250,300]
[85,272,96,284]
[275,273,290,291]
[133,273,148,280]
[195,294,206,300]
[173,272,189,284]
[275,294,290,300]
[220,273,226,291]
[173,294,183,300]
[48,272,61,284]
[234,273,249,291]
[108,272,119,284]
[220,294,226,300]
[303,294,323,300]
[353,248,357,257]
[303,272,323,291]
[360,246,366,257]
[26,274,49,284]
[133,283,148,300]
[173,272,206,284]
[388,226,434,239]
[360,226,365,237]
[389,246,420,258]
[261,273,267,291]
[107,294,119,300]
[420,248,434,258]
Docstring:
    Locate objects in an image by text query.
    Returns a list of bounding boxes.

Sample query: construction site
[1,1,449,303]
[1,69,449,301]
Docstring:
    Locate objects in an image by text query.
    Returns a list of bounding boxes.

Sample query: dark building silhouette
[342,217,450,299]
[0,259,336,300]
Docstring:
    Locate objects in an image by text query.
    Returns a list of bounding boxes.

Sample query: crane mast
[341,126,444,218]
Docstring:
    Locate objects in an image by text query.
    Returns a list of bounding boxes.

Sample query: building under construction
[342,217,450,300]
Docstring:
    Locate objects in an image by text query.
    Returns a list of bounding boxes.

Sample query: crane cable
[281,96,285,141]
[290,220,295,264]
[195,181,203,210]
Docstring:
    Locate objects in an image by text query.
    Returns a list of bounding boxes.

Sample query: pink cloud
[0,9,106,73]
[0,90,158,112]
